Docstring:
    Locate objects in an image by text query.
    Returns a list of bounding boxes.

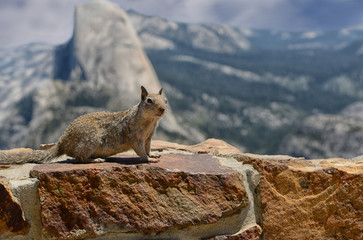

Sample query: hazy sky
[1,0,363,48]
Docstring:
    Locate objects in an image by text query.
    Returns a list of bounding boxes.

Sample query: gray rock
[341,101,363,120]
[280,114,363,159]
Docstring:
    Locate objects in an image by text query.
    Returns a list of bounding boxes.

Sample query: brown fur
[0,86,167,164]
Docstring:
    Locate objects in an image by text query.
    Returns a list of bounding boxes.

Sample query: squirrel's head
[140,86,167,119]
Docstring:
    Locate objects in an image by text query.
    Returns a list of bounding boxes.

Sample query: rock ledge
[1,138,362,240]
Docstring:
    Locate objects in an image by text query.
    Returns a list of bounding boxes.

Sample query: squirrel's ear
[141,86,148,100]
[159,88,163,95]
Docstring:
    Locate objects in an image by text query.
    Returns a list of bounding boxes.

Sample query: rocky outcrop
[0,139,362,239]
[58,0,161,102]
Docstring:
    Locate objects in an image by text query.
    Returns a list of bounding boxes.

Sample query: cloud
[0,0,363,48]
[0,0,83,47]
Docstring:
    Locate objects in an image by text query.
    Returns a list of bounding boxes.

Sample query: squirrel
[0,86,167,164]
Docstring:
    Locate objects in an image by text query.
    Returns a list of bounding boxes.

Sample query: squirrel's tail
[0,144,60,164]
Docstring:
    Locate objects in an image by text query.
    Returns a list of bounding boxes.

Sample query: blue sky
[1,0,363,47]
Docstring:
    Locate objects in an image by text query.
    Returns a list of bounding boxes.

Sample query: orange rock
[31,153,248,239]
[3,138,361,240]
[244,158,363,240]
[152,138,242,155]
[1,148,32,154]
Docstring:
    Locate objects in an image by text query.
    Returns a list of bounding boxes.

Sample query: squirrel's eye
[165,98,168,104]
[147,98,153,104]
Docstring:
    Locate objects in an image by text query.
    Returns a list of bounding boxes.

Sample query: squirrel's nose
[159,108,165,114]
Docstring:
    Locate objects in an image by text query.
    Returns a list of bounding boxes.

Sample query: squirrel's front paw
[147,154,161,163]
[147,158,159,163]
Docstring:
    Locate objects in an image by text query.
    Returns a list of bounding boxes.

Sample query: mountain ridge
[127,9,363,157]
[1,3,363,158]
[0,1,192,150]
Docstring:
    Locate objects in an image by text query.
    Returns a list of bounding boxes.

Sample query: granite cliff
[0,0,194,151]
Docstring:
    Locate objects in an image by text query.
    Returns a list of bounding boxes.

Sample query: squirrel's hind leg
[72,142,100,163]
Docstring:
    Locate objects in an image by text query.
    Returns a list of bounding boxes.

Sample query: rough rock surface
[244,157,363,240]
[30,153,248,239]
[1,138,362,240]
[0,177,29,236]
[151,138,242,155]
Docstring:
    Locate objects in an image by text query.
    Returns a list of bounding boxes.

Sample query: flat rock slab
[0,177,29,235]
[244,157,363,240]
[152,138,242,155]
[31,153,248,239]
